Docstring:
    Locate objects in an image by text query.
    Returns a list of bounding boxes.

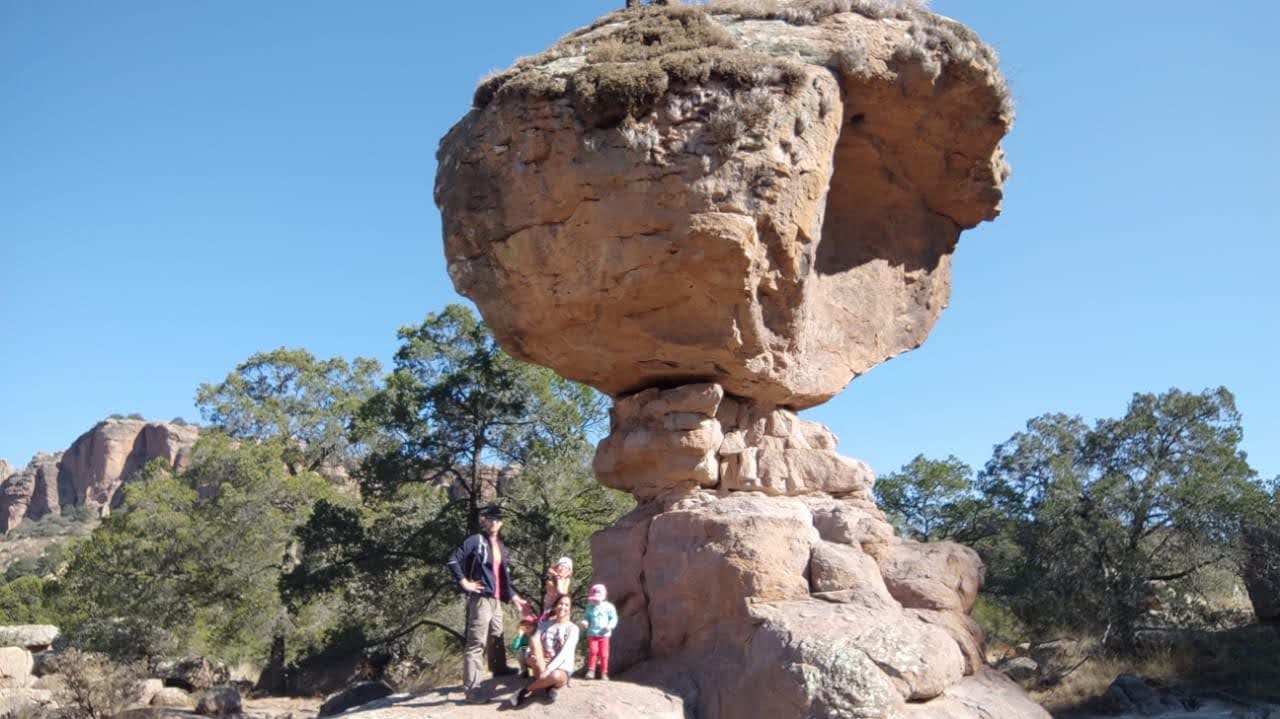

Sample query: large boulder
[0,688,54,716]
[437,3,1010,407]
[0,646,34,688]
[0,625,60,651]
[592,490,1048,719]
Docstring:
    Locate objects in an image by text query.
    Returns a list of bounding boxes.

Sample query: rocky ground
[338,676,688,718]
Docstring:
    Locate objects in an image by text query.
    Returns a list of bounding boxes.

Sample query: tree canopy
[195,348,381,476]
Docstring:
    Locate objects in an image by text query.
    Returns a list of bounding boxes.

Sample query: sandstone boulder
[437,4,1011,407]
[0,688,54,716]
[136,677,166,707]
[0,646,34,688]
[897,669,1051,719]
[0,625,59,651]
[596,383,874,499]
[874,539,984,613]
[587,489,1045,718]
[644,494,817,656]
[150,686,195,709]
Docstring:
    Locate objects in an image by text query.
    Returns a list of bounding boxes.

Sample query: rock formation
[438,2,1010,409]
[0,418,199,532]
[436,2,1039,717]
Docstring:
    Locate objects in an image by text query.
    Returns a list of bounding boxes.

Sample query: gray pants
[463,594,506,693]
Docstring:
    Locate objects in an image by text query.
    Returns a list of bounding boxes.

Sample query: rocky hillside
[0,418,199,533]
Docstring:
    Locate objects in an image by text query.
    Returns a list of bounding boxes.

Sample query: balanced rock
[434,3,1033,717]
[437,2,1011,407]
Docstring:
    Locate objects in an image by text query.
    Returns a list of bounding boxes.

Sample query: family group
[446,504,619,707]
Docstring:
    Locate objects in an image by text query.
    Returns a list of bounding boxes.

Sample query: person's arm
[605,603,618,634]
[447,536,481,592]
[544,624,579,675]
[446,537,469,583]
[498,539,517,603]
[531,628,547,666]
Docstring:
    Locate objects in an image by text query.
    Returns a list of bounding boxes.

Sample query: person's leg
[462,595,490,697]
[600,636,611,679]
[485,597,511,673]
[585,636,600,677]
[526,669,569,693]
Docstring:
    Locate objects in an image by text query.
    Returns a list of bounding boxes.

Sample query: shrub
[48,649,142,719]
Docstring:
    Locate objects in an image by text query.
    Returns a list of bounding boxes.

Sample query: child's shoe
[601,673,610,681]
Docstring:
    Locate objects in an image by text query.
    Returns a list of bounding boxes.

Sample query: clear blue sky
[2,1,1277,482]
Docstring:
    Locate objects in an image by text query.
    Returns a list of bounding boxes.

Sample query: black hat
[480,505,505,519]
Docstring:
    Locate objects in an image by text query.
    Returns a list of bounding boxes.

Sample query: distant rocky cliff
[0,418,200,532]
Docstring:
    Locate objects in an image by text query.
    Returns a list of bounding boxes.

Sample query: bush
[47,649,142,719]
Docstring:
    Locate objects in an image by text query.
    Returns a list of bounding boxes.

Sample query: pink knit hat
[588,583,607,601]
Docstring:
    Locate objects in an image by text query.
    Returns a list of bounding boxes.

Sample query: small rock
[999,656,1038,681]
[150,686,194,708]
[195,685,242,716]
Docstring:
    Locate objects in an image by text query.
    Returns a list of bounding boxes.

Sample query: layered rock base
[591,384,1047,718]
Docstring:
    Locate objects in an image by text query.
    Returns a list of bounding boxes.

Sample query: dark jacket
[447,533,515,602]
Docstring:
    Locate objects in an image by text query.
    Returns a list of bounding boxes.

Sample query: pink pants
[586,635,611,675]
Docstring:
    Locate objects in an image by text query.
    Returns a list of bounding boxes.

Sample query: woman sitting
[510,594,579,706]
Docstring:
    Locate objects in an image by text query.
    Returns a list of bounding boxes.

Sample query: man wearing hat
[447,504,527,703]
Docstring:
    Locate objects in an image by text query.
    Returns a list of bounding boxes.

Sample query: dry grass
[569,61,670,128]
[1026,627,1280,713]
[706,0,930,25]
[473,3,808,125]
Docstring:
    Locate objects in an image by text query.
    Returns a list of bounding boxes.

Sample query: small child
[580,583,618,680]
[510,615,539,678]
[541,556,574,618]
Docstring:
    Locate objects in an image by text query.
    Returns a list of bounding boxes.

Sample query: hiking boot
[465,690,487,705]
[545,687,559,704]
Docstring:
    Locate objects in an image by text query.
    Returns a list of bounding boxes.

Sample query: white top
[537,619,580,676]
